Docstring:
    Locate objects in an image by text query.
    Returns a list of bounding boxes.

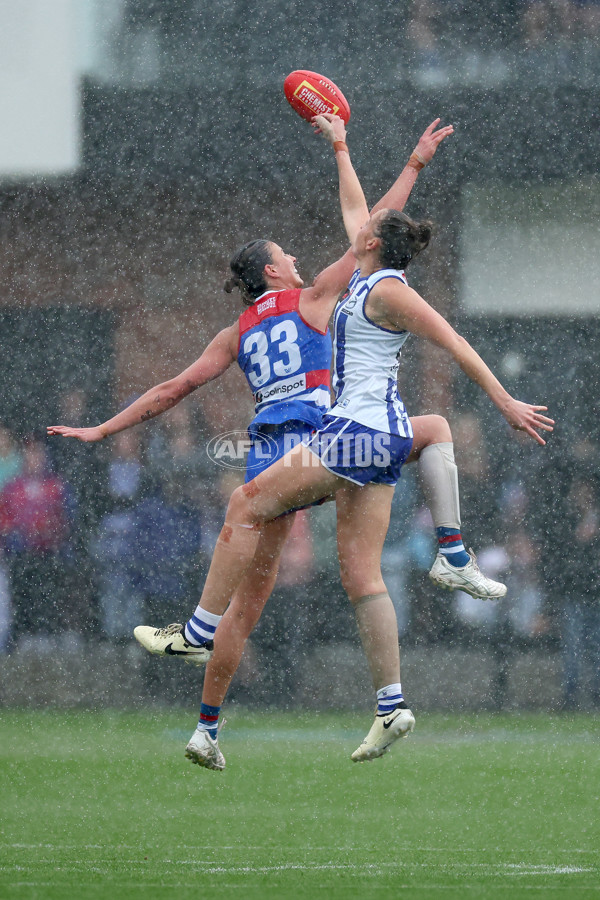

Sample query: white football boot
[185,727,226,771]
[351,705,415,762]
[133,623,213,665]
[428,549,506,600]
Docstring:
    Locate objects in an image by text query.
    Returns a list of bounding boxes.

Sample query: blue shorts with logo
[244,421,314,483]
[303,415,413,487]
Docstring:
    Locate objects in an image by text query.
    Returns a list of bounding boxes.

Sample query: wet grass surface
[1,710,599,898]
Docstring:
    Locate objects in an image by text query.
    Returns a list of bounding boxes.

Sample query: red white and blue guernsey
[237,288,332,443]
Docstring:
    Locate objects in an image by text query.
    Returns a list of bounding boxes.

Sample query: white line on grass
[3,843,598,862]
[153,861,597,876]
[504,864,593,875]
[8,883,599,894]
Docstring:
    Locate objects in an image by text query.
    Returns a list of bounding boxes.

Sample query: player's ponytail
[375,210,434,270]
[224,239,272,306]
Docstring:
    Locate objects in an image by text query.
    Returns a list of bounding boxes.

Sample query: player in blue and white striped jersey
[49,114,456,769]
[331,266,413,439]
[165,113,554,762]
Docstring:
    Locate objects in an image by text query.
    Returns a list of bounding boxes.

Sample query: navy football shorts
[303,415,413,487]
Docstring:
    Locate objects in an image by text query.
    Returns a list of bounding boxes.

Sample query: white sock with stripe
[377,683,403,716]
[184,606,222,647]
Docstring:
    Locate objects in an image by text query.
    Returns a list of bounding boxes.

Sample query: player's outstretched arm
[312,113,369,245]
[47,325,238,442]
[301,115,369,327]
[372,118,454,216]
[304,117,454,320]
[373,280,555,445]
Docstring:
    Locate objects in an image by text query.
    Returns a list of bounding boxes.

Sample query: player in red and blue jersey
[126,113,551,767]
[49,118,456,771]
[236,278,332,483]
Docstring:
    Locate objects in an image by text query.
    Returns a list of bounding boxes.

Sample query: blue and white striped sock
[377,683,403,716]
[436,526,470,568]
[184,605,221,647]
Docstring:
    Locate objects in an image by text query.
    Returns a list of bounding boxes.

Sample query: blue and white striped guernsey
[330,268,413,438]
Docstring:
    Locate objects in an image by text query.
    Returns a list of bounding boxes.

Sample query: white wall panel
[460,179,600,316]
[0,0,80,177]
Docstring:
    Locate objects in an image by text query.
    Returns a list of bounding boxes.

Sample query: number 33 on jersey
[237,289,332,434]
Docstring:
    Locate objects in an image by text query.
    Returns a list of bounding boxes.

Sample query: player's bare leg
[186,515,296,771]
[335,482,415,761]
[135,444,341,661]
[196,443,343,616]
[203,515,295,707]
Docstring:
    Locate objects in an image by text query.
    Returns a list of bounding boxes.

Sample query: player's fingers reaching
[504,400,555,446]
[517,420,549,445]
[419,119,442,139]
[311,115,332,137]
[414,120,454,163]
[525,426,548,446]
[532,409,555,430]
[432,125,454,144]
[47,425,105,442]
[524,404,555,428]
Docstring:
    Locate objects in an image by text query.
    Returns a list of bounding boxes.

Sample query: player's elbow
[444,331,470,360]
[163,377,196,405]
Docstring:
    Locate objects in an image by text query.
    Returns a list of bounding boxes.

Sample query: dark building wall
[81,83,600,189]
[1,82,597,427]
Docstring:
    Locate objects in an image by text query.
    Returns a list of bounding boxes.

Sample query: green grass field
[1,710,599,899]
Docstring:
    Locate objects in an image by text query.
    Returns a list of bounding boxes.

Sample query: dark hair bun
[376,210,434,269]
[223,275,240,294]
[225,239,272,306]
[415,222,433,246]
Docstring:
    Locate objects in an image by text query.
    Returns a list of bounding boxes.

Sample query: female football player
[49,116,462,769]
[130,113,553,765]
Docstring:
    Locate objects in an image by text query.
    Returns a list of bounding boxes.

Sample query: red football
[283,70,351,124]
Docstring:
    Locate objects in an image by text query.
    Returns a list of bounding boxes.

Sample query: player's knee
[427,414,452,444]
[340,563,383,601]
[227,484,261,526]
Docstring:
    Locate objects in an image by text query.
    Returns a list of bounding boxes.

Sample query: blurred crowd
[405,0,600,87]
[99,0,600,92]
[1,391,599,711]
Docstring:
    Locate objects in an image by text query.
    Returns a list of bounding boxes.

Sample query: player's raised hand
[413,118,454,165]
[311,113,346,144]
[500,399,555,446]
[47,424,106,442]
